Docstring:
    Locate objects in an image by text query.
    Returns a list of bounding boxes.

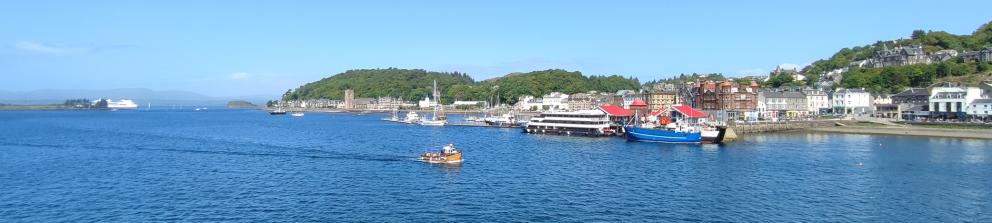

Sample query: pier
[730,120,857,134]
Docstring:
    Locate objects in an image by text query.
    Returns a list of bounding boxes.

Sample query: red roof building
[598,105,632,117]
[672,105,706,118]
[629,98,647,107]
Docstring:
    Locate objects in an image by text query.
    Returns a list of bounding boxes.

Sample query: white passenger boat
[522,109,611,136]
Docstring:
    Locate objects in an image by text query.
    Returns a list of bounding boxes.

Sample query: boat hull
[522,125,607,137]
[624,126,701,143]
[701,126,727,144]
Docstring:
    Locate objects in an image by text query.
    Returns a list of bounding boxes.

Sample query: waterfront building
[967,99,992,121]
[695,81,759,120]
[353,98,374,110]
[541,92,570,111]
[759,91,807,119]
[929,83,983,120]
[344,89,355,109]
[831,88,871,115]
[615,90,643,109]
[803,88,830,115]
[566,93,606,111]
[872,94,892,105]
[873,103,908,120]
[514,95,539,111]
[418,96,438,108]
[647,91,677,113]
[452,101,486,109]
[892,88,930,107]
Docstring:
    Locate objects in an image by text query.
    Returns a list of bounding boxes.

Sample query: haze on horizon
[2,0,990,98]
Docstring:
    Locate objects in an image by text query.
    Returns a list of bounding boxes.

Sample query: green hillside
[803,20,992,91]
[284,68,640,104]
[284,68,475,103]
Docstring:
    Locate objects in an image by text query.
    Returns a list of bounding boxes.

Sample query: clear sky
[2,0,990,97]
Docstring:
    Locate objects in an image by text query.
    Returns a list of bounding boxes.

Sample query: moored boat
[270,108,287,115]
[700,125,727,144]
[403,111,421,124]
[522,109,611,136]
[624,101,713,144]
[419,144,462,164]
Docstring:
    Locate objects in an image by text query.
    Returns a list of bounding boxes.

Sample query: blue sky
[2,0,990,97]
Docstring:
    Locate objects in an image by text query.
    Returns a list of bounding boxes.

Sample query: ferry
[104,99,139,110]
[522,109,612,136]
[270,107,287,115]
[419,144,462,164]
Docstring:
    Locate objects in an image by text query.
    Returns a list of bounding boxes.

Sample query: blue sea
[1,109,990,222]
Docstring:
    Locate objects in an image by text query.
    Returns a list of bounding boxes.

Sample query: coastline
[807,125,992,140]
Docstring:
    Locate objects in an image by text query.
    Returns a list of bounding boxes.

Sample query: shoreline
[806,125,992,140]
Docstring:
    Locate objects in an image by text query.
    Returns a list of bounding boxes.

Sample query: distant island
[226,100,259,109]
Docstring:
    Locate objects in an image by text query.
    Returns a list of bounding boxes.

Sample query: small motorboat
[291,112,305,117]
[270,108,287,115]
[419,144,462,164]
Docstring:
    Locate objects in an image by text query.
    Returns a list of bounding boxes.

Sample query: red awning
[672,105,706,118]
[629,98,647,107]
[598,105,632,116]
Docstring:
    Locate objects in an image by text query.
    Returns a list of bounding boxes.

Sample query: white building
[418,96,438,108]
[832,88,871,115]
[804,88,830,115]
[967,99,992,120]
[452,101,486,107]
[929,85,982,119]
[541,92,569,111]
[514,95,539,111]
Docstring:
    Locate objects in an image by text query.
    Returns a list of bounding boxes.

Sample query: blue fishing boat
[624,126,701,143]
[623,101,714,144]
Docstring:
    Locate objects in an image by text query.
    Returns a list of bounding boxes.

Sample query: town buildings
[646,91,677,112]
[803,88,830,115]
[759,91,808,119]
[967,99,992,121]
[695,81,759,120]
[961,47,992,62]
[929,83,983,120]
[832,88,871,115]
[541,92,569,111]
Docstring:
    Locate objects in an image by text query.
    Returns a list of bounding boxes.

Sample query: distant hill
[284,68,475,103]
[226,100,259,109]
[284,68,640,104]
[0,88,274,106]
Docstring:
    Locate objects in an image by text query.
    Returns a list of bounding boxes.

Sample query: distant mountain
[0,88,275,106]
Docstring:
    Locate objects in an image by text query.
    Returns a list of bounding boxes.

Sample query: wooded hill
[283,68,641,104]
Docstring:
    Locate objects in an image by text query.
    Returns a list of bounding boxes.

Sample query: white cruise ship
[522,109,612,136]
[106,99,139,109]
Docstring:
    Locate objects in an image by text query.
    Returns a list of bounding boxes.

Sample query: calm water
[1,109,990,222]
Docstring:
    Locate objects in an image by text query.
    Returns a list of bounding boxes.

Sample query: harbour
[1,109,989,222]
